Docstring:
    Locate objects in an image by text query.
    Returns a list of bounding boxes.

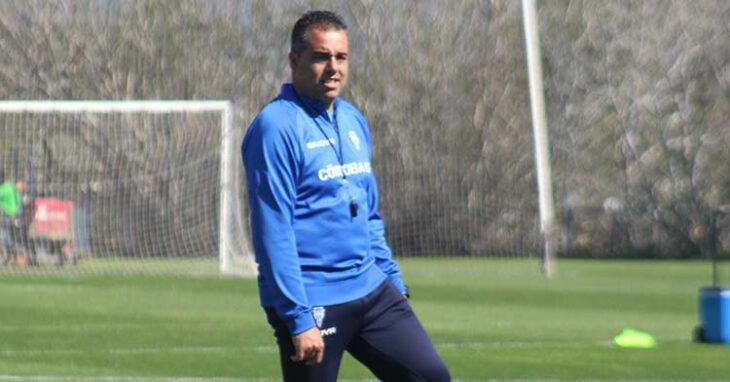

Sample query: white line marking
[1,346,278,357]
[1,377,728,382]
[0,377,261,382]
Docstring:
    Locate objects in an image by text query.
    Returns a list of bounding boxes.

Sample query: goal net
[0,101,254,276]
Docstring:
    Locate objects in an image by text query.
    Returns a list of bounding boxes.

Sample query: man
[0,170,21,264]
[0,171,20,219]
[242,10,450,382]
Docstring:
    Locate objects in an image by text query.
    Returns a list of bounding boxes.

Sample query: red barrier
[30,198,75,241]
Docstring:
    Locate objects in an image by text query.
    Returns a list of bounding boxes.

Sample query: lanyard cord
[292,91,347,176]
[292,89,359,218]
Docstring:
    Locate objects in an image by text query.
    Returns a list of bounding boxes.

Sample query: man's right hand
[290,327,324,365]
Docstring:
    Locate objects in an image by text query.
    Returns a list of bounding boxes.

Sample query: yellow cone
[613,328,656,348]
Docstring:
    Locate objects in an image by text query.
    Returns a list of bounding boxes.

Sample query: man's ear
[288,52,298,70]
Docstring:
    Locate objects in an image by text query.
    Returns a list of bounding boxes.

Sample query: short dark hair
[290,10,347,54]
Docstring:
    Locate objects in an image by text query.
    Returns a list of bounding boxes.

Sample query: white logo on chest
[348,130,361,151]
[306,138,336,149]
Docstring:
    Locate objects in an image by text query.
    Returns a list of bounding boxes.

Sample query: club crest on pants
[312,307,326,328]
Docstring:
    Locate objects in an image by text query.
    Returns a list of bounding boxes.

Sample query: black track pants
[265,280,451,382]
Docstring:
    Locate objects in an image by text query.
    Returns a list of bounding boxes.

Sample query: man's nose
[325,57,338,71]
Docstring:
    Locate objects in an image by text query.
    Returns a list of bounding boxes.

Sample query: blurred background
[0,0,729,274]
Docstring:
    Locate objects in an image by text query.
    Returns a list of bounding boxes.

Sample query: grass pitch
[0,258,729,381]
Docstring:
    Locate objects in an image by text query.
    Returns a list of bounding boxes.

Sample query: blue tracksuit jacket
[242,84,406,335]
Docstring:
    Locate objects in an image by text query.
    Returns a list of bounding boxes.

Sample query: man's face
[290,27,349,109]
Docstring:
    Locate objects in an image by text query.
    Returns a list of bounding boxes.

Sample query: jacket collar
[281,83,340,120]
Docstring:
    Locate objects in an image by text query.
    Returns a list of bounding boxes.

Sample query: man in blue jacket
[242,10,450,382]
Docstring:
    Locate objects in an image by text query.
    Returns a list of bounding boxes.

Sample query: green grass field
[1,258,729,381]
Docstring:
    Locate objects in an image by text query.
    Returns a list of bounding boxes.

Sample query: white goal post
[0,100,254,276]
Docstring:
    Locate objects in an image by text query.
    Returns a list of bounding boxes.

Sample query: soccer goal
[0,101,254,276]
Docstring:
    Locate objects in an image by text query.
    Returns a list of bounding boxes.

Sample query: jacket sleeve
[242,111,315,335]
[361,119,407,294]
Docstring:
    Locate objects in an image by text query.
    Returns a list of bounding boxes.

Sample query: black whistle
[350,200,358,218]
